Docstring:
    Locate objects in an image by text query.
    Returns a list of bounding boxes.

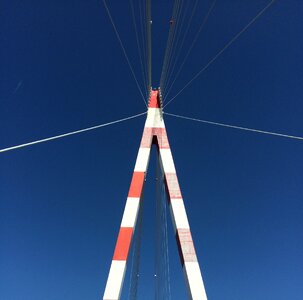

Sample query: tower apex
[148,88,163,109]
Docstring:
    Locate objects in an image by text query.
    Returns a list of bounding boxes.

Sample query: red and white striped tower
[103,89,207,300]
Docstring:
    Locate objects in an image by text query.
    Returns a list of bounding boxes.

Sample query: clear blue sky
[1,1,303,299]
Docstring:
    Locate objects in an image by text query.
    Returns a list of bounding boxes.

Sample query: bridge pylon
[103,89,207,300]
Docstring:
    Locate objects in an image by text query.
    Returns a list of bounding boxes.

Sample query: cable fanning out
[164,0,276,109]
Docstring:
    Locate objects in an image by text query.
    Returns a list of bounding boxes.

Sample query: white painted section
[160,148,176,173]
[103,260,126,300]
[183,262,208,300]
[145,108,165,128]
[171,198,190,230]
[134,147,151,172]
[120,197,140,228]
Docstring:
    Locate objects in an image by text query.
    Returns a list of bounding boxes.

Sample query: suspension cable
[164,0,277,109]
[0,112,146,153]
[162,0,186,95]
[138,0,149,96]
[155,160,161,299]
[160,0,181,91]
[162,0,199,100]
[162,0,184,94]
[155,155,171,299]
[164,0,217,101]
[146,0,152,91]
[165,112,303,141]
[102,0,147,107]
[128,186,144,300]
[163,170,171,300]
[129,0,148,100]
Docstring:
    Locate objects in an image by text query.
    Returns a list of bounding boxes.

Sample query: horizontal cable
[164,0,276,109]
[0,112,146,153]
[165,112,303,141]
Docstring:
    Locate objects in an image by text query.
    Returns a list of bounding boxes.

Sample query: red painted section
[154,128,170,149]
[113,227,133,260]
[165,172,182,198]
[176,228,197,265]
[141,127,169,148]
[148,90,160,108]
[128,172,145,197]
[140,128,153,148]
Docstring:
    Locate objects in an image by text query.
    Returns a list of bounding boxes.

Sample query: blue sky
[1,0,303,299]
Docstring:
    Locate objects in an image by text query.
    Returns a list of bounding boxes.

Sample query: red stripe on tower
[148,90,160,108]
[141,128,169,148]
[176,228,197,265]
[128,172,145,197]
[165,172,182,198]
[140,128,153,148]
[154,128,170,148]
[113,227,133,260]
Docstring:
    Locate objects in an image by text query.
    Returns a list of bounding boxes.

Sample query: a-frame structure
[103,89,207,300]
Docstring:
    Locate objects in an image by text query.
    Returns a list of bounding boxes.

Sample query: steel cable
[102,0,147,106]
[162,0,184,94]
[162,0,199,100]
[165,112,303,141]
[0,112,146,153]
[138,0,149,95]
[160,0,181,91]
[128,187,144,300]
[155,156,171,299]
[164,0,217,101]
[162,0,185,95]
[147,0,152,91]
[129,0,148,100]
[164,0,277,109]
